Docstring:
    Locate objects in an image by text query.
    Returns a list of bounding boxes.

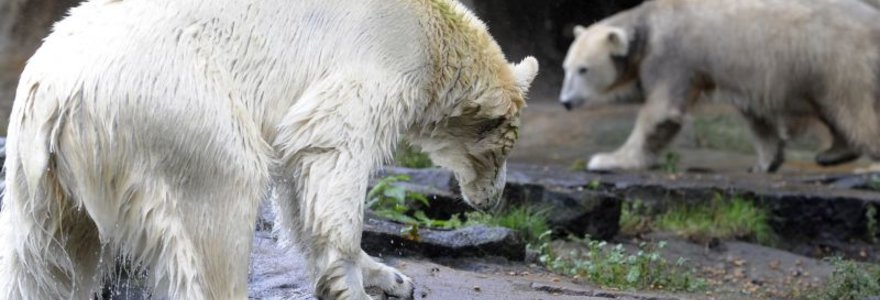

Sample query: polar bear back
[15,0,433,141]
[606,0,880,114]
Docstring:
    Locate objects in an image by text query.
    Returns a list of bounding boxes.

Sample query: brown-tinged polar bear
[0,0,539,299]
[560,0,880,172]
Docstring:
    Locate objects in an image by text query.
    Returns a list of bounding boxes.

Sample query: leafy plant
[536,233,706,292]
[393,141,433,169]
[808,257,880,300]
[465,207,550,245]
[367,175,462,231]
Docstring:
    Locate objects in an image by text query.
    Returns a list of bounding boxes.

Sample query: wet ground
[244,100,877,300]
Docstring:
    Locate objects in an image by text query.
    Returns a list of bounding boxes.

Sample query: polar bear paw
[316,260,374,300]
[361,255,415,300]
[588,151,649,171]
[368,267,414,299]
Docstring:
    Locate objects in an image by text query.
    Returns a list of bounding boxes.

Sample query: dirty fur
[0,0,539,299]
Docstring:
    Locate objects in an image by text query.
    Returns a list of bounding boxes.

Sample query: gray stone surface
[361,214,526,261]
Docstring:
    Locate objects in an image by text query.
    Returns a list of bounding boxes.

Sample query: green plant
[867,174,880,191]
[661,151,680,173]
[569,159,587,172]
[393,141,433,169]
[367,175,462,230]
[620,200,653,236]
[808,257,880,300]
[868,204,878,244]
[536,233,706,292]
[656,194,776,245]
[465,207,550,245]
[586,179,601,191]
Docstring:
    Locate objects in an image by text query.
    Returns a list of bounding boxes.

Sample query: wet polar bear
[0,0,539,299]
[560,0,880,172]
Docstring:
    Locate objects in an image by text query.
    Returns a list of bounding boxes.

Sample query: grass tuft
[620,200,653,236]
[656,194,776,245]
[465,207,550,245]
[619,195,777,245]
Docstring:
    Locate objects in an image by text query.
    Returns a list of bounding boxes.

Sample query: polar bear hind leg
[817,89,880,162]
[126,180,261,299]
[0,157,107,299]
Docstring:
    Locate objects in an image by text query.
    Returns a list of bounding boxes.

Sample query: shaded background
[0,0,865,172]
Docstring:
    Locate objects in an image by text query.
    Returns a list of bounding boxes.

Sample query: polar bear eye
[578,67,589,75]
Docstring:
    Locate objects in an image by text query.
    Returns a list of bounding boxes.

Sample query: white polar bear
[0,0,539,299]
[560,0,879,172]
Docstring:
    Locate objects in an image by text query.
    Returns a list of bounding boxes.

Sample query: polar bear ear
[607,27,629,56]
[573,25,587,36]
[511,56,539,93]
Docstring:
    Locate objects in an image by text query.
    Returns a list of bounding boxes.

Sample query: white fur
[0,0,538,299]
[563,0,880,172]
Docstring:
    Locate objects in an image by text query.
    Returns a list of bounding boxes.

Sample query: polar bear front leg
[589,89,684,171]
[744,115,785,173]
[289,151,373,300]
[281,149,413,300]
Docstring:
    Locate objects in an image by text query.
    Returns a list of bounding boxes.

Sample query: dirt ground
[510,99,872,174]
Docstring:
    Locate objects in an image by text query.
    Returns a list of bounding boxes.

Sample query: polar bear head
[411,57,539,212]
[559,24,642,110]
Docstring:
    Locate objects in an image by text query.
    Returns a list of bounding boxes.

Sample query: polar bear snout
[559,94,586,111]
[459,162,508,212]
[559,74,592,111]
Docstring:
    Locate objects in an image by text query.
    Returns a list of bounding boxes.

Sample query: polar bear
[559,0,880,172]
[0,0,539,299]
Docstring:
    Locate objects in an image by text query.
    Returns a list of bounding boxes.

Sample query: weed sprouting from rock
[465,207,550,245]
[535,233,706,292]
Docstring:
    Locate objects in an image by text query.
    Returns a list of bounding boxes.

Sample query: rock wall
[465,0,644,99]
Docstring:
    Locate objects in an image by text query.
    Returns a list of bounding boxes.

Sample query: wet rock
[248,231,314,300]
[375,165,624,240]
[529,283,674,300]
[506,163,880,244]
[504,183,621,239]
[361,214,526,261]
